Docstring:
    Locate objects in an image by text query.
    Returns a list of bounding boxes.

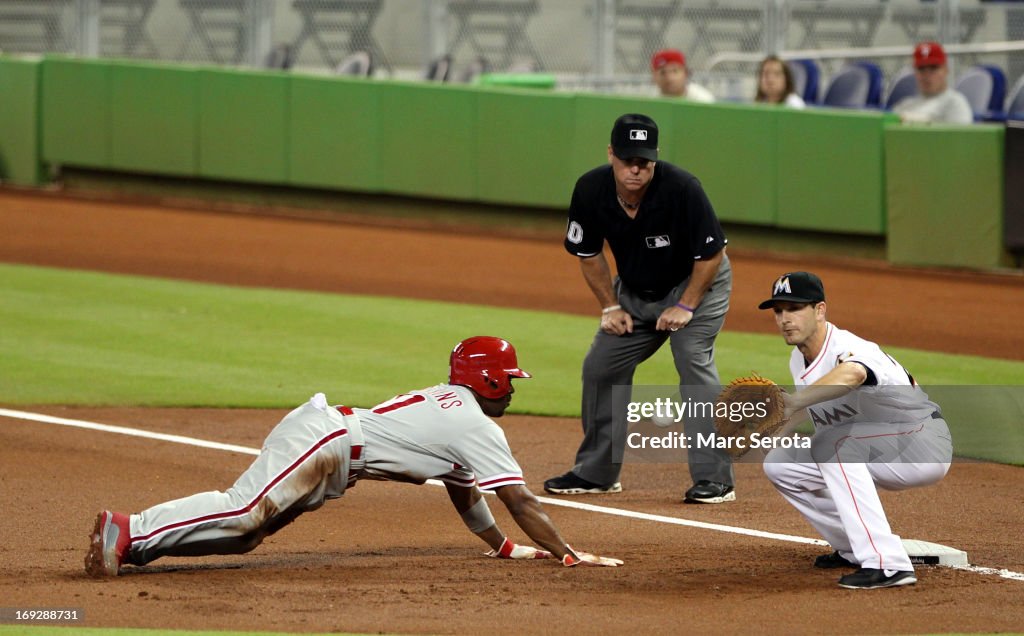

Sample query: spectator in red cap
[651,48,715,102]
[893,41,973,124]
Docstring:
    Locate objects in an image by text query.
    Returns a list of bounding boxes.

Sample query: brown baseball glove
[713,374,788,458]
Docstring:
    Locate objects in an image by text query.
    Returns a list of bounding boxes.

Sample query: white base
[902,539,969,567]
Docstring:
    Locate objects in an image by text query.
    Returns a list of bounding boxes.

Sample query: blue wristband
[676,302,695,313]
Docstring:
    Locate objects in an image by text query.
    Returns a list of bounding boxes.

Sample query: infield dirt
[1,190,1023,635]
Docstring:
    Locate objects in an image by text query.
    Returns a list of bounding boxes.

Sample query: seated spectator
[893,42,973,124]
[651,48,715,102]
[755,55,806,108]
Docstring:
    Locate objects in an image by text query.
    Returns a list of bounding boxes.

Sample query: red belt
[336,406,365,485]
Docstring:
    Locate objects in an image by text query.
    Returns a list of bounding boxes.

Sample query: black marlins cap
[758,272,826,309]
[610,113,659,162]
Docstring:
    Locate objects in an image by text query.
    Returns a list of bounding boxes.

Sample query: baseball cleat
[85,510,131,577]
[838,568,917,589]
[683,480,735,504]
[814,551,859,569]
[543,472,622,495]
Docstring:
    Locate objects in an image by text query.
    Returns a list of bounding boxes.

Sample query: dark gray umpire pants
[572,253,733,488]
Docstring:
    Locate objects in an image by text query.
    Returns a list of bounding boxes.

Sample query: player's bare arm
[495,484,622,566]
[656,249,724,331]
[492,484,570,557]
[444,482,508,551]
[579,253,633,335]
[763,362,869,440]
[781,361,867,422]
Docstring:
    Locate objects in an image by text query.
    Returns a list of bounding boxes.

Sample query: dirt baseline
[1,190,1023,635]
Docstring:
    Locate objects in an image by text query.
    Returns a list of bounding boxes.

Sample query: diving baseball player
[758,272,953,589]
[85,337,623,576]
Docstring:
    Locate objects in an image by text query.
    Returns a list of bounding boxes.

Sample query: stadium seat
[822,62,884,109]
[787,58,820,104]
[955,64,1006,120]
[506,58,539,73]
[334,51,373,77]
[424,54,452,82]
[884,66,918,110]
[1005,74,1024,121]
[456,56,489,83]
[264,43,293,71]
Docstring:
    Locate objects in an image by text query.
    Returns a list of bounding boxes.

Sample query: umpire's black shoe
[543,472,622,495]
[814,551,859,569]
[683,480,735,504]
[838,568,917,590]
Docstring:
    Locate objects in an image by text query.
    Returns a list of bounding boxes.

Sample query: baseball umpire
[544,113,734,503]
[85,336,622,576]
[758,272,953,589]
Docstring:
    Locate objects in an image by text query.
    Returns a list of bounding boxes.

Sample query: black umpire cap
[611,114,659,161]
[758,272,826,309]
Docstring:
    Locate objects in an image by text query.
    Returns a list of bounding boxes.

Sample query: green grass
[2,263,1022,462]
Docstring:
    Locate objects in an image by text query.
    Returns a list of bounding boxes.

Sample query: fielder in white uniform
[85,337,622,576]
[758,272,953,590]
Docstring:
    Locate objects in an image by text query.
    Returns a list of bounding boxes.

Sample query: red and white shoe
[84,510,131,577]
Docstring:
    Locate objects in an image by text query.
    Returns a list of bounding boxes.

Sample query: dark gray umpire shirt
[564,161,727,301]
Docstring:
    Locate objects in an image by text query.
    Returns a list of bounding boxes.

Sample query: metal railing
[2,0,1023,96]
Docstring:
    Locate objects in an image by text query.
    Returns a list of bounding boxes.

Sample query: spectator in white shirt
[893,41,973,124]
[755,55,806,109]
[651,48,715,103]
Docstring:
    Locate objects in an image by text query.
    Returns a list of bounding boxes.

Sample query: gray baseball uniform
[124,385,524,567]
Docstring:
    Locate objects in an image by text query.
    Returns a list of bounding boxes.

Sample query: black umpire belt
[631,288,675,302]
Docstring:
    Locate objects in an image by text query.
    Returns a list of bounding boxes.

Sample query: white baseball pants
[763,417,952,571]
[125,394,361,567]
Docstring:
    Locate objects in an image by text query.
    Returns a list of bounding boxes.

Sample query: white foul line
[3,407,1023,582]
[949,564,1024,582]
[532,495,827,545]
[0,408,260,456]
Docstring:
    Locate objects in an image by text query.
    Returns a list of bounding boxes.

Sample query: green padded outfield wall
[885,125,1005,269]
[0,57,42,185]
[668,101,777,226]
[41,57,110,169]
[198,68,289,184]
[376,81,478,200]
[476,88,576,207]
[109,61,199,176]
[288,75,382,192]
[776,108,896,235]
[34,57,1018,269]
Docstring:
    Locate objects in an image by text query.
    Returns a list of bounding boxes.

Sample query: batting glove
[485,537,553,560]
[561,546,624,567]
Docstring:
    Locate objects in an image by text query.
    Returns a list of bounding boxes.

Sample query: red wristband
[497,537,515,558]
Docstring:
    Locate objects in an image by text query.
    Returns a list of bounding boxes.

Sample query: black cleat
[683,480,735,504]
[814,551,859,569]
[543,472,622,495]
[838,568,917,589]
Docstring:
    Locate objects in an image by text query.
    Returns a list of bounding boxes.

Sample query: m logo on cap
[629,129,648,141]
[773,276,792,296]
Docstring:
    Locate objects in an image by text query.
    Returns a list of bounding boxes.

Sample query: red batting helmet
[449,336,531,399]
